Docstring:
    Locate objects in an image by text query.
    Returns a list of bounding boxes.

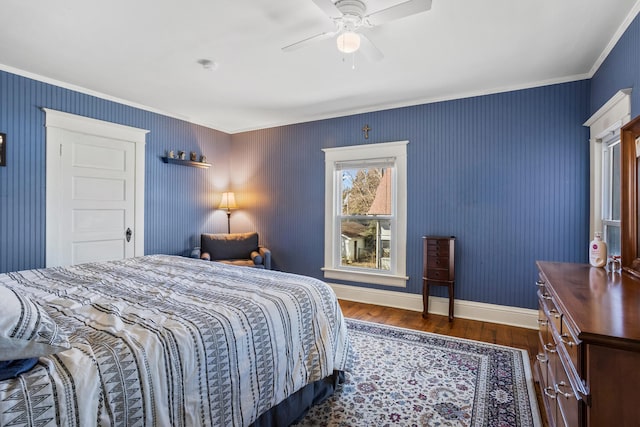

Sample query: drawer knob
[542,293,553,301]
[560,334,575,347]
[544,343,557,353]
[537,319,548,326]
[536,353,548,363]
[536,280,546,288]
[548,308,561,319]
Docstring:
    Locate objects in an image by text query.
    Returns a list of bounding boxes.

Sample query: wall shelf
[161,156,211,169]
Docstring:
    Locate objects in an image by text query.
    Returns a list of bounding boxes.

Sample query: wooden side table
[422,236,455,321]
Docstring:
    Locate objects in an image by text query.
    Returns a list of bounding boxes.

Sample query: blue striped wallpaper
[5,11,639,310]
[231,81,591,309]
[0,71,231,273]
[591,12,640,117]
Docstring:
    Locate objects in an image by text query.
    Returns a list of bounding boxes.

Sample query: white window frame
[584,89,631,240]
[601,135,621,254]
[322,141,408,287]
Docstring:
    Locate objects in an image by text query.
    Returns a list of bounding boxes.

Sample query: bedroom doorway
[43,109,148,267]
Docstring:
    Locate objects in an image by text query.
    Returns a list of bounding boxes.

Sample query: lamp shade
[336,31,361,54]
[219,192,237,210]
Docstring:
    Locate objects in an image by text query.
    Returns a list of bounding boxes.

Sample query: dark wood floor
[338,299,548,426]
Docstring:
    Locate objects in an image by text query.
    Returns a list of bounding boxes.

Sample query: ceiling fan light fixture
[336,31,361,53]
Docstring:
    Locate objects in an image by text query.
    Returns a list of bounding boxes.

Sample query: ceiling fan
[282,0,432,62]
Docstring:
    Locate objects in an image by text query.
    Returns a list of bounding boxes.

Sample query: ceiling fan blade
[282,31,337,52]
[365,0,432,26]
[358,33,384,62]
[311,0,343,19]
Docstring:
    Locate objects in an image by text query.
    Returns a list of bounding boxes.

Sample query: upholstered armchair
[191,232,271,269]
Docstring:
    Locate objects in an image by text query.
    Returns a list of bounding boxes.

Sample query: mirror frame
[621,114,640,277]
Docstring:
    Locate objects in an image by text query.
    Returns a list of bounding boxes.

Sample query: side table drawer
[426,241,450,257]
[427,256,450,270]
[426,268,450,281]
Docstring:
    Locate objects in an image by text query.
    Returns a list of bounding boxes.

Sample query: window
[322,141,408,287]
[602,136,621,255]
[584,89,631,251]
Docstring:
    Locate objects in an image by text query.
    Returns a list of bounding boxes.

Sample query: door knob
[126,227,132,242]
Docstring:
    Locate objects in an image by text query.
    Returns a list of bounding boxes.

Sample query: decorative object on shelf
[190,151,197,161]
[178,151,186,160]
[218,192,237,234]
[161,156,211,169]
[167,150,175,159]
[0,132,5,166]
[200,155,207,163]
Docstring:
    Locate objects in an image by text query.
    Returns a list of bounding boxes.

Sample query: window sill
[321,268,408,287]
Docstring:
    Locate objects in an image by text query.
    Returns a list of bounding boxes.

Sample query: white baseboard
[329,283,538,330]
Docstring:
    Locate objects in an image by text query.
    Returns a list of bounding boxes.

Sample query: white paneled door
[44,109,148,267]
[61,131,135,265]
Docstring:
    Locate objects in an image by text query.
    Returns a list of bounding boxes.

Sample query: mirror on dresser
[621,114,640,277]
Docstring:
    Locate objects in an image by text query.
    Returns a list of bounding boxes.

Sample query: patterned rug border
[346,317,534,355]
[343,318,543,427]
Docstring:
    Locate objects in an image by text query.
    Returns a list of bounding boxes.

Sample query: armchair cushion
[201,232,259,260]
[198,232,271,269]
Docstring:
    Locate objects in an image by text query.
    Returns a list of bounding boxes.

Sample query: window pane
[340,219,391,270]
[341,167,391,215]
[605,224,621,256]
[611,143,621,220]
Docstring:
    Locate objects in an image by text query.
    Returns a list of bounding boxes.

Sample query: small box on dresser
[535,261,640,427]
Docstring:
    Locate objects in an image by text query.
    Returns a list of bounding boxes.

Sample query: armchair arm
[250,251,263,266]
[190,247,201,259]
[258,246,271,270]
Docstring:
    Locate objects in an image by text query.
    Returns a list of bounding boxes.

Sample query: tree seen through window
[340,167,391,270]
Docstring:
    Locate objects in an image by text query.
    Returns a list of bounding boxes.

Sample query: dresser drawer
[537,297,550,388]
[538,289,562,335]
[536,334,549,388]
[554,356,581,427]
[544,345,562,427]
[559,319,580,376]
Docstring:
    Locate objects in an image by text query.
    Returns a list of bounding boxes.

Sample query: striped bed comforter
[0,255,351,426]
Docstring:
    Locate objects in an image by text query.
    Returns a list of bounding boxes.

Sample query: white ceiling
[0,0,638,134]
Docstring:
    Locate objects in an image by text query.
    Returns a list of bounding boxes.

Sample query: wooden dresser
[422,236,455,321]
[535,261,640,427]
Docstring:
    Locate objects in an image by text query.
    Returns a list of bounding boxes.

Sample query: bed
[0,255,351,426]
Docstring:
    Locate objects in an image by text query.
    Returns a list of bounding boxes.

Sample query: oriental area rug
[295,319,542,427]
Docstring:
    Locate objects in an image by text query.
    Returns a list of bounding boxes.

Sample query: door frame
[43,108,148,267]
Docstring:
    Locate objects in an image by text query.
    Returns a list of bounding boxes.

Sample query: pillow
[0,285,70,361]
[201,232,259,260]
[0,358,39,380]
